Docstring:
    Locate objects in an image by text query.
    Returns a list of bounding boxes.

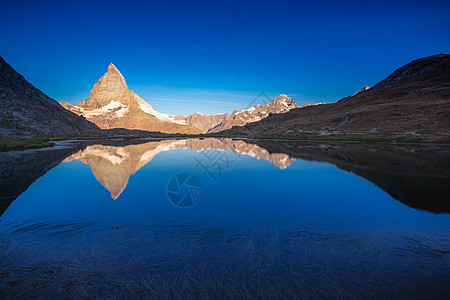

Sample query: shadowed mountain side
[0,56,100,137]
[65,138,296,199]
[250,140,450,213]
[0,145,86,216]
[216,54,450,138]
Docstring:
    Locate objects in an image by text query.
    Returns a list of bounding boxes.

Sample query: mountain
[216,54,450,138]
[172,94,301,133]
[206,94,299,133]
[62,65,302,134]
[61,64,203,134]
[0,56,100,137]
[182,113,230,132]
[64,138,295,199]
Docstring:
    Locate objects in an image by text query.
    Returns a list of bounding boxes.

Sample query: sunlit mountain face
[60,64,302,134]
[60,64,203,134]
[63,138,296,199]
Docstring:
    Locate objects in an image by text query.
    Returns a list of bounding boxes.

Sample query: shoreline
[1,133,450,152]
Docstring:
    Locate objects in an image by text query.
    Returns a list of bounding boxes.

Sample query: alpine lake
[0,138,449,299]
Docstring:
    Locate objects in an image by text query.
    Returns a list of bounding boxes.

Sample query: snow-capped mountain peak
[60,64,202,134]
[60,64,304,134]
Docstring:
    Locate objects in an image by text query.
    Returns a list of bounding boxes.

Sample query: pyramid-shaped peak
[111,186,126,200]
[107,63,122,74]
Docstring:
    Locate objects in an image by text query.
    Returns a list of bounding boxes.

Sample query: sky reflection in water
[0,139,449,298]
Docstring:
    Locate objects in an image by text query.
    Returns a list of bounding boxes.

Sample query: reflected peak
[64,138,295,199]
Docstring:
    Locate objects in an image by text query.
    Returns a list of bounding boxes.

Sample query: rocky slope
[181,113,230,132]
[0,56,100,137]
[353,85,370,96]
[217,54,450,138]
[61,64,203,134]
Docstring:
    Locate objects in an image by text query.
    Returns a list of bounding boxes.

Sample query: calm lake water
[0,138,449,299]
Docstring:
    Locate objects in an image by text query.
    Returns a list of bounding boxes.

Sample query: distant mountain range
[61,64,303,134]
[205,95,302,133]
[217,54,450,139]
[177,94,302,133]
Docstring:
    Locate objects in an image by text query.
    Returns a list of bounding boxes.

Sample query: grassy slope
[215,54,450,139]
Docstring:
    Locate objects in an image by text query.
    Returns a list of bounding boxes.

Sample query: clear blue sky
[1,0,449,115]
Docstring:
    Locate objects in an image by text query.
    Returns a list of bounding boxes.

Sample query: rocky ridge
[0,56,100,137]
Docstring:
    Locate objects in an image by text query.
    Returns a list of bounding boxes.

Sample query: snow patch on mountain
[73,100,127,118]
[167,116,188,125]
[138,101,171,121]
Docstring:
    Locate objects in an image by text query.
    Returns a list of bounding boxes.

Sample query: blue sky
[1,0,449,115]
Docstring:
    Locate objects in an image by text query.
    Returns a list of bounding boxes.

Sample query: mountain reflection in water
[63,139,295,199]
[1,138,450,298]
[0,138,449,215]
